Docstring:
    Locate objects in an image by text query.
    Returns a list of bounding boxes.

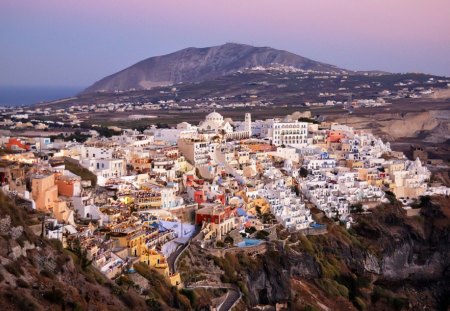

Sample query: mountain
[82,43,344,94]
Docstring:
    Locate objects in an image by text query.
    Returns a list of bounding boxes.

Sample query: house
[195,204,239,240]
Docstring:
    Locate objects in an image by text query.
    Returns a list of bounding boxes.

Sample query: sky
[1,0,450,87]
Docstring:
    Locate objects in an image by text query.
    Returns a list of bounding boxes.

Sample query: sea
[0,86,84,107]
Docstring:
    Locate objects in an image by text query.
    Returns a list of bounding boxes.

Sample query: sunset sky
[1,0,449,86]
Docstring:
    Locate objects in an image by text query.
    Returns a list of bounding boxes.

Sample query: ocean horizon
[0,85,83,107]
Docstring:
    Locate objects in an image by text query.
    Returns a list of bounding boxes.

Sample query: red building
[5,138,30,151]
[327,131,346,143]
[194,190,206,204]
[195,205,236,225]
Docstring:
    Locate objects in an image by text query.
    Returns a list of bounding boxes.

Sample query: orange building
[5,138,30,151]
[32,173,58,211]
[55,175,81,197]
[327,131,346,143]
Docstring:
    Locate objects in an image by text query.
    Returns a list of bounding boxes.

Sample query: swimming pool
[235,238,263,248]
[310,223,326,229]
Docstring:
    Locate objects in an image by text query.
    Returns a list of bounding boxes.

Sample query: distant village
[1,107,449,298]
[1,67,448,132]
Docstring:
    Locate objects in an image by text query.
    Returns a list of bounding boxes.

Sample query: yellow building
[140,248,181,287]
[111,226,158,257]
[388,161,405,178]
[251,198,271,215]
[347,160,364,170]
[32,173,58,211]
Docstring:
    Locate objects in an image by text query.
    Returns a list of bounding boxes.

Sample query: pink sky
[1,0,449,85]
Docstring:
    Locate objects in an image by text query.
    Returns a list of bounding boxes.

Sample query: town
[1,108,448,309]
[1,67,448,133]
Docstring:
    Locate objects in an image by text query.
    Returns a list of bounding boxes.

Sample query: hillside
[177,197,450,310]
[82,43,344,93]
[0,192,213,311]
[0,192,155,310]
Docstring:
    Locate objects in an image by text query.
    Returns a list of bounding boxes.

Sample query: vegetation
[50,130,90,143]
[349,203,363,213]
[4,262,24,277]
[95,126,121,137]
[133,262,191,310]
[64,158,97,186]
[0,191,152,310]
[216,240,225,248]
[224,235,234,245]
[298,117,319,124]
[244,226,256,234]
[67,237,93,270]
[371,286,409,310]
[261,212,275,224]
[43,286,65,305]
[384,190,399,205]
[255,229,270,240]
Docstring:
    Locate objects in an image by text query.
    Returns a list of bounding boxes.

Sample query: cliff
[179,196,450,310]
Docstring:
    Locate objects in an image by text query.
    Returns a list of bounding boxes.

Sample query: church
[198,111,233,134]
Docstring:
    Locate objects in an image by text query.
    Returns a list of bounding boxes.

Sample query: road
[168,225,201,274]
[218,288,241,311]
[168,225,242,311]
[167,242,188,274]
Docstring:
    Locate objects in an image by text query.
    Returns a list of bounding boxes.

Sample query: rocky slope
[179,196,450,310]
[0,192,211,311]
[330,110,450,144]
[0,192,148,311]
[82,43,343,93]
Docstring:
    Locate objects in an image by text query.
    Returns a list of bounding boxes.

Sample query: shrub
[355,297,366,311]
[40,269,55,279]
[48,239,63,252]
[119,291,141,309]
[180,289,196,305]
[4,262,24,277]
[298,234,315,255]
[371,286,409,311]
[300,167,309,178]
[146,298,162,310]
[216,240,225,248]
[224,236,234,245]
[255,230,270,240]
[350,203,363,213]
[16,278,29,288]
[316,278,348,298]
[64,158,97,186]
[3,289,38,311]
[43,286,65,305]
[245,226,257,234]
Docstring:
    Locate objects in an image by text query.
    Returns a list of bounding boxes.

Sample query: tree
[299,167,309,178]
[224,236,234,245]
[245,226,257,234]
[350,203,363,213]
[69,238,93,270]
[255,230,270,240]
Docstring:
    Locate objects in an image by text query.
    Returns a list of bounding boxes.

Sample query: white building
[198,111,233,134]
[177,139,210,166]
[268,120,309,146]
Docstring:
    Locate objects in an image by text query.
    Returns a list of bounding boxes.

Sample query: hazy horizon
[1,0,450,87]
[0,85,84,106]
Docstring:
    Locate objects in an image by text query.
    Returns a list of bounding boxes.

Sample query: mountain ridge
[82,43,345,94]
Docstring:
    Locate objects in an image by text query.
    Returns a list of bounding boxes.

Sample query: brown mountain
[82,43,344,94]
